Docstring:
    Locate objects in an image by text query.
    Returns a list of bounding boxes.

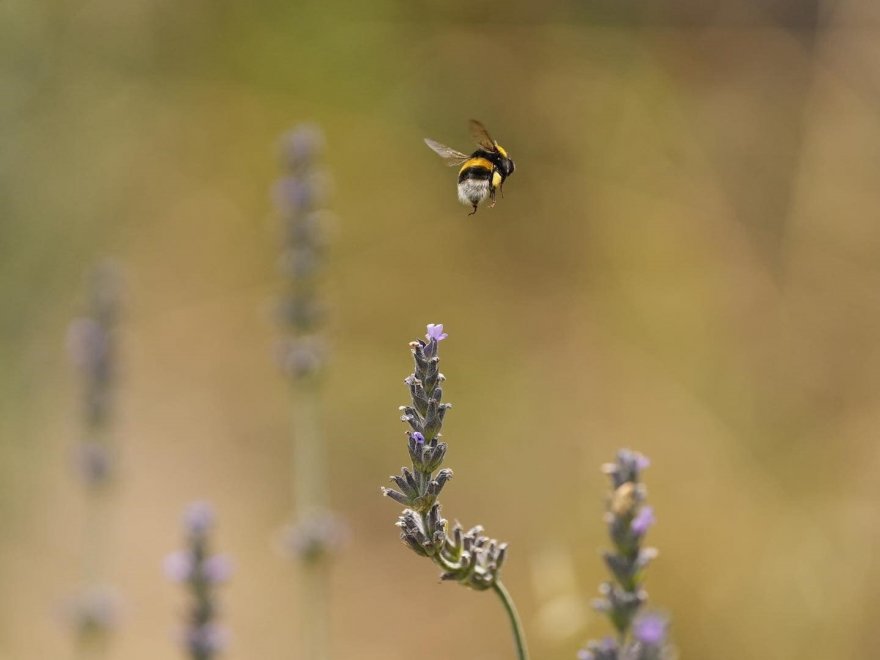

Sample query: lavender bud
[381,487,411,507]
[630,506,655,537]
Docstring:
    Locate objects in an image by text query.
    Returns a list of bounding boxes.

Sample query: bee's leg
[500,183,504,199]
[469,203,478,216]
[488,188,497,208]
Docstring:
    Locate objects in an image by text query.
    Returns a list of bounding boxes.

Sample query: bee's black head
[503,158,515,177]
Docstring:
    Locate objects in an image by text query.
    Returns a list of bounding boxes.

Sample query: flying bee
[424,120,516,215]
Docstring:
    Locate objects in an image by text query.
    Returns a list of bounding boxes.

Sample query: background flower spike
[578,451,674,660]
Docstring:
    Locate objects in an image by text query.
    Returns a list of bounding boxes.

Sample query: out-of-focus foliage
[3,1,880,659]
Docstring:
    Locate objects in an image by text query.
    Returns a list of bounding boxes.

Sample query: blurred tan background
[3,0,880,658]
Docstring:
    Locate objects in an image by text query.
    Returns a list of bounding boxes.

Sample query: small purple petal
[636,453,651,471]
[633,612,668,646]
[631,506,656,536]
[425,323,448,342]
[163,551,194,583]
[411,432,425,445]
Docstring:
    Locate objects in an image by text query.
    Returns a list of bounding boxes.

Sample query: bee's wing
[424,138,470,167]
[469,119,497,152]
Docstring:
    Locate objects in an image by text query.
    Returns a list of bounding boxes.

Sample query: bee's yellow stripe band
[459,157,494,175]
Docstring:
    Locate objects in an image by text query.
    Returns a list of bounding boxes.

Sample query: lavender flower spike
[578,450,673,660]
[273,124,344,660]
[381,324,529,660]
[66,261,123,655]
[165,502,231,660]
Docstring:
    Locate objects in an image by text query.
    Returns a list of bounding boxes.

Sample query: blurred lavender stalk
[578,451,673,660]
[165,502,232,660]
[382,324,529,660]
[273,124,344,660]
[66,261,123,658]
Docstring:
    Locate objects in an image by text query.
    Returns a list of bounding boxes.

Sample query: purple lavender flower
[275,124,331,356]
[167,502,230,659]
[382,323,528,660]
[273,124,343,660]
[382,325,509,592]
[633,612,668,646]
[67,261,123,651]
[382,325,526,659]
[580,451,673,659]
[425,323,448,342]
[631,506,655,536]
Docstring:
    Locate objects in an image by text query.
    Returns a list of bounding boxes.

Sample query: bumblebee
[424,120,516,215]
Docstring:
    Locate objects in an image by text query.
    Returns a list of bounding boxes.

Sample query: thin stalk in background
[382,324,530,660]
[273,125,345,660]
[65,261,123,659]
[578,450,673,660]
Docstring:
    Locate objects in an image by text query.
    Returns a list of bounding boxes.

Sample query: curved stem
[492,581,529,660]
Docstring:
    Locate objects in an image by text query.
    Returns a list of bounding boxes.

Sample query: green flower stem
[292,381,325,509]
[492,581,529,660]
[76,437,114,659]
[291,379,329,660]
[300,555,330,660]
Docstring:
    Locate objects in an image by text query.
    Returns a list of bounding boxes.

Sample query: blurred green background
[3,0,880,658]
